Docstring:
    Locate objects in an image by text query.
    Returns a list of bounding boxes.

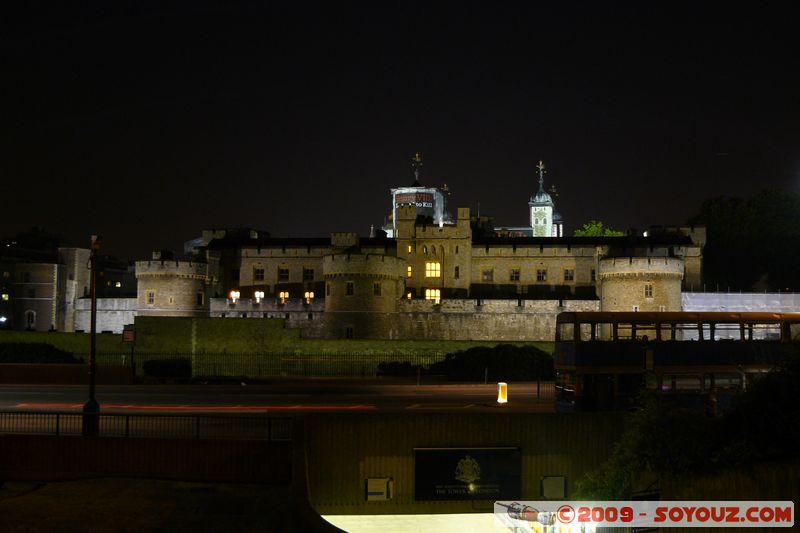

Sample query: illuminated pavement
[323,513,497,532]
[0,382,555,413]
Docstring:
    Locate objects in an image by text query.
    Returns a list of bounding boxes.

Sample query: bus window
[662,375,702,392]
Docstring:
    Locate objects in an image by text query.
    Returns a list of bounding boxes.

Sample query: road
[0,381,555,414]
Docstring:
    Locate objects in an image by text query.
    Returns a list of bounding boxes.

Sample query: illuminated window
[254,290,265,303]
[278,291,289,304]
[1,294,8,301]
[254,268,265,281]
[423,245,428,254]
[564,269,574,282]
[303,268,314,281]
[373,282,381,296]
[407,244,412,254]
[482,269,493,282]
[425,262,441,278]
[304,291,314,304]
[115,281,122,288]
[536,269,547,282]
[454,266,460,279]
[229,290,240,303]
[509,269,520,282]
[407,266,412,278]
[278,268,289,282]
[147,290,155,305]
[406,291,412,299]
[644,284,653,298]
[346,281,354,295]
[425,288,441,304]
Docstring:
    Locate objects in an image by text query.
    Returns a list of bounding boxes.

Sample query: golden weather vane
[536,160,546,189]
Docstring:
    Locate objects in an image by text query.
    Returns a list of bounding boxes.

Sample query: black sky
[2,1,799,259]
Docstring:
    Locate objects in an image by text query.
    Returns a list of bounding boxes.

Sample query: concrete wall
[74,297,137,333]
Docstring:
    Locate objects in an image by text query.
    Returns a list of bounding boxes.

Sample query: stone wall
[209,297,325,338]
[389,298,599,341]
[598,257,683,312]
[136,260,208,317]
[75,297,137,333]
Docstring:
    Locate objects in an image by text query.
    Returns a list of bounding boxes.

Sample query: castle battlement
[323,253,404,278]
[135,260,208,280]
[598,257,684,279]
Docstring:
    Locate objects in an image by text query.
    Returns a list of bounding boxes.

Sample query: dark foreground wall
[0,434,291,484]
[306,412,626,515]
[0,364,132,385]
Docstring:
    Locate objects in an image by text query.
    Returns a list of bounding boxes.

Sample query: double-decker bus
[554,311,800,412]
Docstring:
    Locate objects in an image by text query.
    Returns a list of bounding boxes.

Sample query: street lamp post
[82,235,101,436]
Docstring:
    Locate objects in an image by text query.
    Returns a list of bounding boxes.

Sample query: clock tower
[529,160,555,237]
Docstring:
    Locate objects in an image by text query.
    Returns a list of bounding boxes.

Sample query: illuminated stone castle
[2,156,707,341]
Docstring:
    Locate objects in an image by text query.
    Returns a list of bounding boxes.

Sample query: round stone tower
[598,256,684,312]
[135,258,209,317]
[323,252,405,339]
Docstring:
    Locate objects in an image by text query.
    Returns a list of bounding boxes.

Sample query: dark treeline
[688,190,800,292]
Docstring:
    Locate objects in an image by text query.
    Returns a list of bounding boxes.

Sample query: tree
[573,220,624,237]
[687,190,800,291]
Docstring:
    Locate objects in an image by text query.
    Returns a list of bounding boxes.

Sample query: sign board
[541,476,566,499]
[395,192,434,208]
[122,330,135,343]
[414,447,521,501]
[365,477,393,501]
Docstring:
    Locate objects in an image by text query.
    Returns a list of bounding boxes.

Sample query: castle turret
[135,253,209,317]
[323,252,405,339]
[529,160,556,237]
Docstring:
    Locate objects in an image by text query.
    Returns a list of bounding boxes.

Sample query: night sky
[3,2,799,259]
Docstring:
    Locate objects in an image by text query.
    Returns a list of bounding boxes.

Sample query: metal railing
[0,411,292,441]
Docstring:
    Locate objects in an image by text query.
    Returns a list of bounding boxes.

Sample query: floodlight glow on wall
[229,290,240,303]
[254,290,264,303]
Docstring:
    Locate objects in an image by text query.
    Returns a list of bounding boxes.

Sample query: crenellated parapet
[135,260,209,280]
[598,257,684,281]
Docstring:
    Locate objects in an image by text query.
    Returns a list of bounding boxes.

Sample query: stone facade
[323,252,406,339]
[58,247,91,332]
[135,258,208,317]
[209,297,325,338]
[120,202,707,341]
[391,298,599,341]
[598,257,684,312]
[6,262,63,331]
[75,297,137,333]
